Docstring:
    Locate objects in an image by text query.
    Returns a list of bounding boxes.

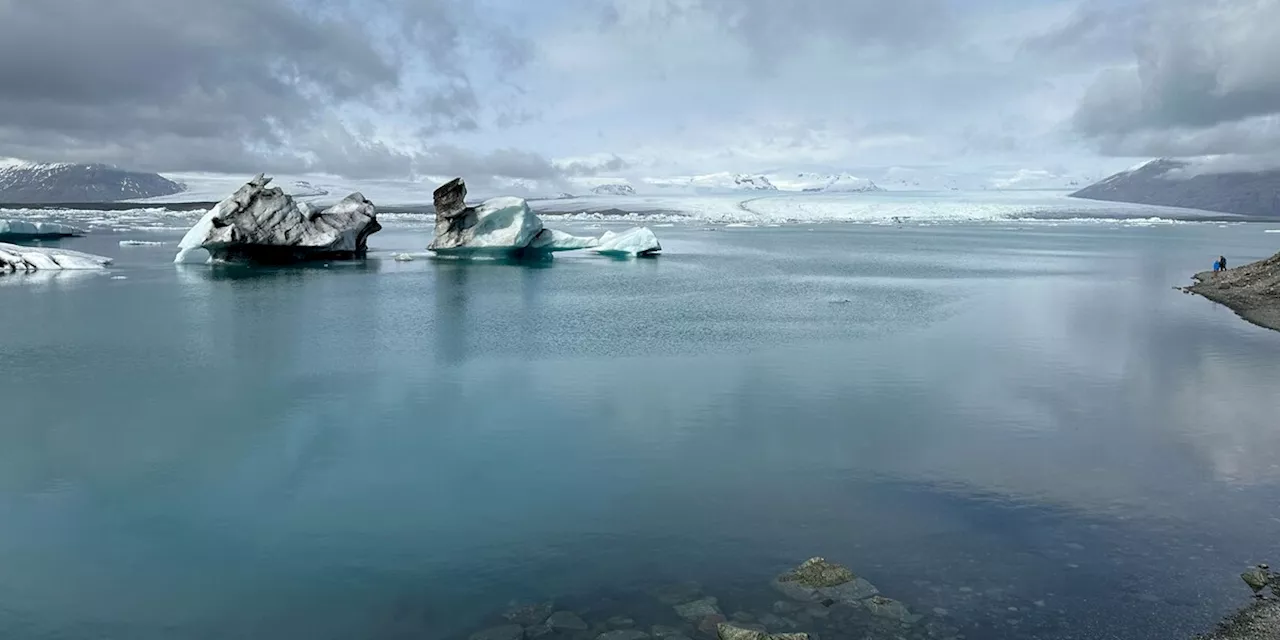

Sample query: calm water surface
[2,222,1280,640]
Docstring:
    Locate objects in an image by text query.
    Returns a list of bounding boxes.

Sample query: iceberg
[0,242,112,272]
[593,227,662,256]
[174,174,381,264]
[428,178,662,258]
[0,219,84,241]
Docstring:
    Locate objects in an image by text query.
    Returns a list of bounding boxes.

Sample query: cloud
[0,0,537,179]
[1072,0,1280,158]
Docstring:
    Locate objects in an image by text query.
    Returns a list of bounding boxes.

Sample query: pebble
[933,608,950,617]
[547,611,589,631]
[674,598,721,621]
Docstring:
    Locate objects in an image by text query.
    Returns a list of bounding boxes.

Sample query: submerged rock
[0,242,111,272]
[174,174,381,264]
[503,601,555,626]
[716,623,809,640]
[597,631,649,640]
[863,596,916,623]
[652,582,704,605]
[470,625,525,640]
[547,611,589,631]
[674,597,722,621]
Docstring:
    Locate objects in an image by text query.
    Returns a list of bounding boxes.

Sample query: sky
[0,0,1277,191]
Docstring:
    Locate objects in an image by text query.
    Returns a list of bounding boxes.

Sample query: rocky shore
[1184,251,1280,332]
[1196,565,1280,640]
[464,558,960,640]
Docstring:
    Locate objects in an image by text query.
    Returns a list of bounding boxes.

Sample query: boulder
[716,623,809,640]
[174,174,381,264]
[0,242,111,272]
[778,558,854,588]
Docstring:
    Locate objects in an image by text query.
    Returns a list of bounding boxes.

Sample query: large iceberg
[0,242,111,272]
[428,178,660,258]
[0,220,84,241]
[174,174,381,264]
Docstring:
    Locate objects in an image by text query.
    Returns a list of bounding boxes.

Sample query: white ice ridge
[0,219,84,238]
[0,242,112,272]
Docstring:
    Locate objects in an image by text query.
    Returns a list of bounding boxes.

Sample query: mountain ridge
[0,160,185,203]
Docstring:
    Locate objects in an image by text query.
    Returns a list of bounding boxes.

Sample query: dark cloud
[0,0,543,179]
[1071,0,1280,157]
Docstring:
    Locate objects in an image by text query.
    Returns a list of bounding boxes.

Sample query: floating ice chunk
[429,191,544,256]
[593,227,662,256]
[528,228,600,252]
[119,240,166,247]
[0,219,84,240]
[173,174,381,264]
[0,242,112,272]
[393,253,416,262]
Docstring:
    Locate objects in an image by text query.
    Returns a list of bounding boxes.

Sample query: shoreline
[1183,252,1280,332]
[1198,598,1280,640]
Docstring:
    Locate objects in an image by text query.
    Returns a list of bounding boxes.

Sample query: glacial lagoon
[2,214,1280,639]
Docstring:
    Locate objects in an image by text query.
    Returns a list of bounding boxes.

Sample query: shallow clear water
[2,221,1280,640]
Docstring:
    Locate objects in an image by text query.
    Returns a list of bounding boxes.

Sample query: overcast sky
[0,0,1276,188]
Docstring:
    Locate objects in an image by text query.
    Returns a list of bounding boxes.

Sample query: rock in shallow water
[778,558,855,588]
[174,174,381,264]
[716,623,809,640]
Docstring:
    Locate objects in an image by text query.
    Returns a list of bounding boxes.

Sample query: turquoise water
[3,221,1280,639]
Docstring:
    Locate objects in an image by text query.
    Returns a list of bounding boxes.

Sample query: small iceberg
[593,227,661,257]
[119,240,166,247]
[0,220,84,241]
[174,174,382,265]
[428,178,661,259]
[0,242,112,272]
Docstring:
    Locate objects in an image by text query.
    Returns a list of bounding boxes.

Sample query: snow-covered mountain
[591,183,636,196]
[767,172,884,193]
[688,172,777,191]
[1071,158,1280,217]
[0,159,185,203]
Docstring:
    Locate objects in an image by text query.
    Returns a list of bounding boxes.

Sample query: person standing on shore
[1220,255,1227,271]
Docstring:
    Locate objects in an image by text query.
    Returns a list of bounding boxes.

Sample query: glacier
[174,174,382,264]
[0,219,84,240]
[0,242,112,272]
[429,178,662,258]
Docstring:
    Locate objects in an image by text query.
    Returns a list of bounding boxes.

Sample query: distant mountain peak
[591,183,636,196]
[0,161,185,203]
